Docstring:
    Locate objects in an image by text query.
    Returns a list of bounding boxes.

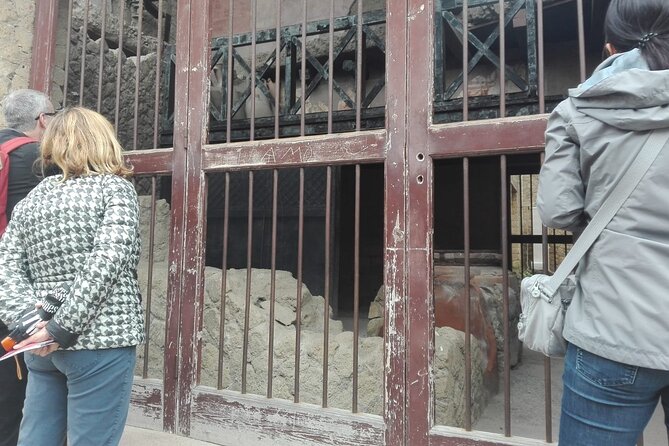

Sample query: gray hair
[2,89,53,133]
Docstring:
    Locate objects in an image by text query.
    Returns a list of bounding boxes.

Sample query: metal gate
[28,0,604,445]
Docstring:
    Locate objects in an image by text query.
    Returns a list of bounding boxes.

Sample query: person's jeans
[18,346,136,446]
[560,343,669,446]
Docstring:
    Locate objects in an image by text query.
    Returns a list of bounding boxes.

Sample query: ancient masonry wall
[0,1,35,128]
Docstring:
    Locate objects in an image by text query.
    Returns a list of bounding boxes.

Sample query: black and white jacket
[0,174,144,350]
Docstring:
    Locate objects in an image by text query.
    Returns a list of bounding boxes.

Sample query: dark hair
[605,0,669,70]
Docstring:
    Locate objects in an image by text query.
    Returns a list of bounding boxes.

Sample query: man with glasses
[0,88,55,446]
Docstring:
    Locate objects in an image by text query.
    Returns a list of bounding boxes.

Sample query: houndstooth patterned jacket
[0,174,145,350]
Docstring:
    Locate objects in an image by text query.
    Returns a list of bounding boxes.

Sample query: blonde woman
[0,107,144,446]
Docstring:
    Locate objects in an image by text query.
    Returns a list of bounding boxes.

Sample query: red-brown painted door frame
[29,0,552,444]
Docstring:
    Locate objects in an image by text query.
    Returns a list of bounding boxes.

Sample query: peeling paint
[408,4,425,21]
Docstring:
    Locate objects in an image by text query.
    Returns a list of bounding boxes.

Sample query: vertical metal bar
[133,0,145,150]
[96,0,108,112]
[322,166,332,407]
[267,169,279,397]
[498,0,506,117]
[285,40,297,121]
[537,0,546,113]
[462,0,469,121]
[327,0,335,134]
[142,177,158,378]
[114,0,125,130]
[217,172,230,390]
[300,0,307,136]
[250,0,257,140]
[529,174,535,270]
[519,175,525,275]
[226,0,234,144]
[355,0,363,130]
[153,0,165,150]
[274,0,281,139]
[501,155,511,436]
[463,157,472,430]
[576,0,587,83]
[294,168,305,402]
[79,0,90,105]
[63,0,75,103]
[353,164,361,412]
[540,151,554,442]
[242,171,254,393]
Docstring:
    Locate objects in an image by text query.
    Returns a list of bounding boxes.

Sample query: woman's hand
[13,322,59,356]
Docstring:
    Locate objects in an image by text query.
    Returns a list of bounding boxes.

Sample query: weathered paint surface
[428,116,548,158]
[30,1,58,95]
[31,0,554,444]
[125,149,174,175]
[202,131,386,171]
[189,390,384,446]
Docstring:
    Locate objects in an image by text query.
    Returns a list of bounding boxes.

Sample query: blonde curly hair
[40,107,133,180]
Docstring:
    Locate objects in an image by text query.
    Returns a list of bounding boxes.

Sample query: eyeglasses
[34,111,58,121]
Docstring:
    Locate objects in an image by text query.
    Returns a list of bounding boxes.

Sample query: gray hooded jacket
[538,49,669,370]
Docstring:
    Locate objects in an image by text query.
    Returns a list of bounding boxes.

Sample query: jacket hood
[568,49,669,131]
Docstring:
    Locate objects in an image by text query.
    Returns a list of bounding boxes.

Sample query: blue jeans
[18,347,136,446]
[560,343,669,446]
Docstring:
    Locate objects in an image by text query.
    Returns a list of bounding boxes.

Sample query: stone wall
[0,1,35,127]
[137,196,490,428]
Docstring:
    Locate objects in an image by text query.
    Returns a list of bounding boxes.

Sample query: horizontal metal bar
[210,10,386,47]
[429,116,547,157]
[125,149,173,175]
[202,130,385,171]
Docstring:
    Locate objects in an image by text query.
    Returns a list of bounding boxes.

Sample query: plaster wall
[0,1,36,128]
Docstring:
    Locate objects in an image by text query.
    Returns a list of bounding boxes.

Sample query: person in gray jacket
[0,107,144,446]
[537,0,669,444]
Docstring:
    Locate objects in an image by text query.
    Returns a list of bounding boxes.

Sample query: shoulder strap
[0,137,38,170]
[543,129,669,296]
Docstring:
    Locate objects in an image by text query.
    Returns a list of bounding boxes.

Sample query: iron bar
[267,169,279,397]
[518,175,525,275]
[217,172,231,390]
[538,0,545,114]
[501,155,511,436]
[328,0,335,134]
[133,0,145,150]
[294,168,305,402]
[300,0,307,136]
[498,0,506,117]
[114,0,125,131]
[153,0,165,150]
[242,171,254,393]
[462,0,469,121]
[576,0,587,82]
[226,0,234,144]
[96,0,107,112]
[463,157,472,430]
[322,166,332,407]
[250,0,257,140]
[353,164,360,412]
[63,0,74,104]
[540,151,553,442]
[274,0,281,139]
[356,0,363,130]
[142,176,157,378]
[78,0,90,105]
